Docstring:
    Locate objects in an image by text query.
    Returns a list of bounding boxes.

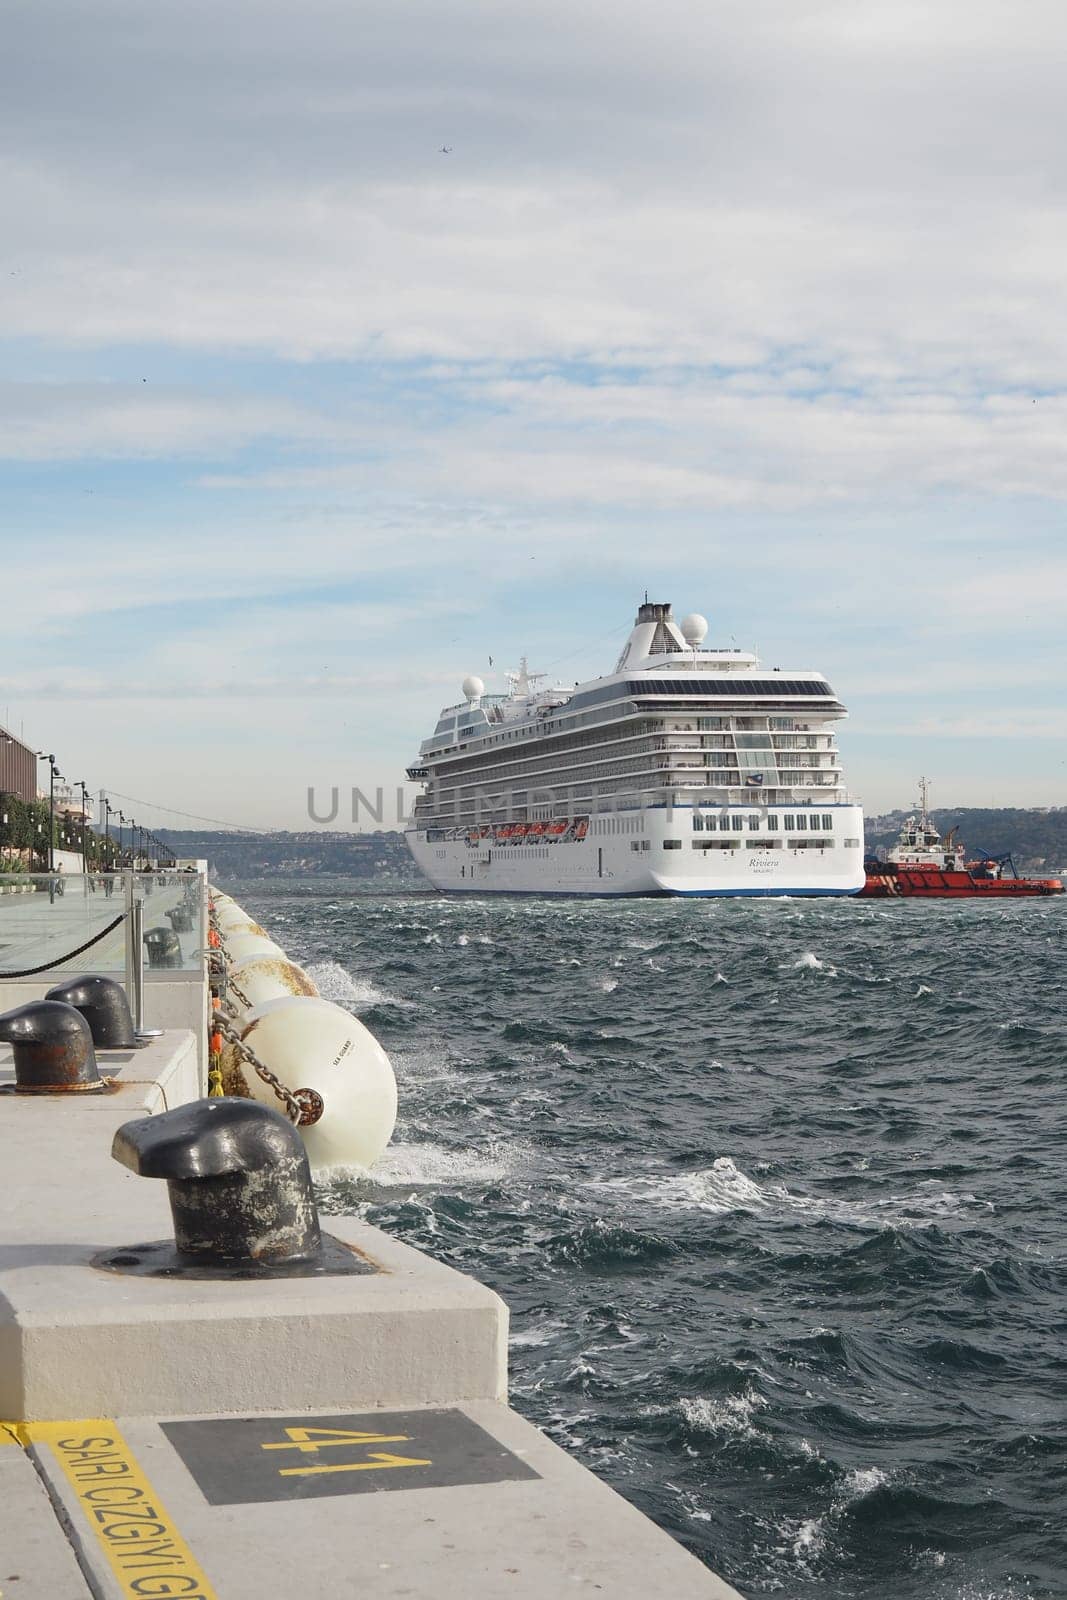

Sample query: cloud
[2,0,1066,820]
[3,0,1066,382]
[0,382,327,461]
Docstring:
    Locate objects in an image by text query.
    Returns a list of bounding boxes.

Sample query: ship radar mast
[507,655,546,698]
[917,776,931,828]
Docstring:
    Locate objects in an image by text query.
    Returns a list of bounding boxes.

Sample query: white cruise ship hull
[407,805,865,898]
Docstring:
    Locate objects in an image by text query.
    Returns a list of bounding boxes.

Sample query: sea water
[229,880,1066,1600]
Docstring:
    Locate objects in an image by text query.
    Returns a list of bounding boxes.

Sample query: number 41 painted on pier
[261,1426,431,1477]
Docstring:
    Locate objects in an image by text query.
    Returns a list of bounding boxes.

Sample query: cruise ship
[405,602,865,896]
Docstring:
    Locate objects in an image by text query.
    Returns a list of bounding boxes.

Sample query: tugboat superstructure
[405,602,865,896]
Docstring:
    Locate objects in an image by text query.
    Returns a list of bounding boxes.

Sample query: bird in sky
[440,145,452,153]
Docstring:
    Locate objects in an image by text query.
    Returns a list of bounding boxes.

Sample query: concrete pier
[0,874,743,1599]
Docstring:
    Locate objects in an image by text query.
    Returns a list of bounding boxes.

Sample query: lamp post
[0,735,10,869]
[103,797,112,864]
[117,811,126,864]
[74,780,90,869]
[35,753,60,873]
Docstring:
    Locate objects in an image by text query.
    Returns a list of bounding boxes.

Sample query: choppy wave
[305,957,414,1012]
[233,878,1067,1600]
[586,1157,993,1230]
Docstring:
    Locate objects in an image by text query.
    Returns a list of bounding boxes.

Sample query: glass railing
[0,870,205,978]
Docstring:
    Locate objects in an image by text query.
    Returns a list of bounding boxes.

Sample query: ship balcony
[406,764,429,781]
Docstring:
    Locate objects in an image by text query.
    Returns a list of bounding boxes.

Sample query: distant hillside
[157,829,425,883]
[864,808,1067,869]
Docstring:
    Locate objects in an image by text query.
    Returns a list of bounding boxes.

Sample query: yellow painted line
[279,1452,432,1478]
[0,1421,29,1446]
[21,1419,218,1600]
[261,1427,411,1453]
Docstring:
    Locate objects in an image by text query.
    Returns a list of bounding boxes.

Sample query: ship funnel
[616,600,689,670]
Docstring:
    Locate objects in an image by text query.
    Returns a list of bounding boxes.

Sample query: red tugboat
[862,780,1064,899]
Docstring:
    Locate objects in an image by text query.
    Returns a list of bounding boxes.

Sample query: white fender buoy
[229,955,319,1010]
[222,931,288,967]
[215,904,268,937]
[210,888,398,1170]
[239,996,397,1170]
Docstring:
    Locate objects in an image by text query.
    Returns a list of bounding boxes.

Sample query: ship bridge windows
[627,678,835,699]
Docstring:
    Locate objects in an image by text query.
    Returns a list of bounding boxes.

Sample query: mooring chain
[211,1011,323,1128]
[207,914,251,1009]
[206,900,324,1126]
[227,974,253,1010]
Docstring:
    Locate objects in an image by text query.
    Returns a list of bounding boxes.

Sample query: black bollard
[144,927,182,969]
[111,1098,322,1268]
[45,974,138,1049]
[0,1000,106,1093]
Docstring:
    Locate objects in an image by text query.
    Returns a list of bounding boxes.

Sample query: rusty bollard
[0,1000,106,1093]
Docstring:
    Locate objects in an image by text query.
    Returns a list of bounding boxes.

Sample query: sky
[2,0,1065,830]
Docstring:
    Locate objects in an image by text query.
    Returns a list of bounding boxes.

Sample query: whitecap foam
[328,1137,527,1188]
[590,1157,772,1216]
[305,959,413,1011]
[588,1156,992,1229]
[510,1318,566,1349]
[792,1517,826,1558]
[566,1356,596,1382]
[787,951,838,977]
[677,1387,767,1441]
[839,1465,888,1501]
[767,1466,890,1579]
[600,977,619,993]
